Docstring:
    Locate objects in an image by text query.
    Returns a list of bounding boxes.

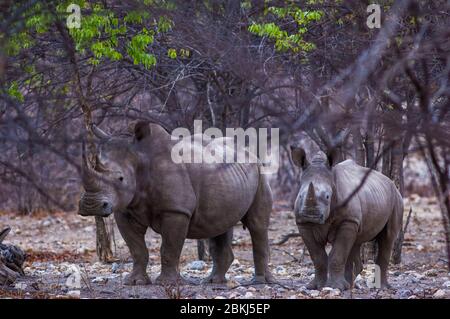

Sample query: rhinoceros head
[78,126,137,217]
[290,146,334,225]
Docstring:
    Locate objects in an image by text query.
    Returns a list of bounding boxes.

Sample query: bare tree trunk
[382,141,391,177]
[358,126,378,263]
[365,123,375,168]
[390,140,405,195]
[95,216,114,262]
[54,19,114,263]
[390,138,405,264]
[422,141,450,270]
[353,128,365,166]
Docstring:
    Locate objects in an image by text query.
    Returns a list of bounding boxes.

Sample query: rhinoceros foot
[250,273,277,285]
[124,272,151,286]
[326,278,351,290]
[306,278,327,290]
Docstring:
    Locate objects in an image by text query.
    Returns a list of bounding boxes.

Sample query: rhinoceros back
[332,159,402,241]
[183,135,261,238]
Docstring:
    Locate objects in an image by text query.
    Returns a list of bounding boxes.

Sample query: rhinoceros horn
[304,182,317,209]
[81,142,101,192]
[91,124,110,140]
[0,226,11,243]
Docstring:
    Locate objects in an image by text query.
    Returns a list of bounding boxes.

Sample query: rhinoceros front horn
[0,226,11,243]
[91,125,110,140]
[81,142,101,192]
[304,182,317,209]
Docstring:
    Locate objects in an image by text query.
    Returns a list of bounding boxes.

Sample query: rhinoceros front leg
[242,180,276,285]
[114,211,150,285]
[300,230,328,290]
[155,212,189,285]
[328,221,358,290]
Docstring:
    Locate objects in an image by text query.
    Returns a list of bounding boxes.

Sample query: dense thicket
[0,0,449,265]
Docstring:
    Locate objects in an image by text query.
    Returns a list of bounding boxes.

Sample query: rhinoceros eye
[118,176,124,182]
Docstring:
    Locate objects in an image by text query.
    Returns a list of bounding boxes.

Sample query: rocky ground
[0,195,449,299]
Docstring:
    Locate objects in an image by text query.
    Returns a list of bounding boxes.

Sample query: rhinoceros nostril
[102,202,109,209]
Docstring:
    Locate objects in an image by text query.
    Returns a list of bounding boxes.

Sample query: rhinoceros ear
[134,121,151,141]
[326,149,337,167]
[290,146,308,169]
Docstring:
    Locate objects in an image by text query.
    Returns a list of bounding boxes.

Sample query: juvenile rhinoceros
[78,121,274,285]
[290,147,403,290]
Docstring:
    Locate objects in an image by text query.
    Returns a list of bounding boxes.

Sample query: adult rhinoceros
[290,147,403,290]
[78,121,274,285]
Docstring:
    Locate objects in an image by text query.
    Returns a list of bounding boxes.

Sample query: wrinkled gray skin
[79,122,274,286]
[290,147,403,290]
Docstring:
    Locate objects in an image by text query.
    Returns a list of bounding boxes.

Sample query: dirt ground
[1,195,449,299]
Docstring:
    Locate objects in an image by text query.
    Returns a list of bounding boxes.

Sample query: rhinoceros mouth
[296,214,324,225]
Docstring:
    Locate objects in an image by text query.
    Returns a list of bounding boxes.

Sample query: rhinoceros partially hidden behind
[290,147,403,290]
[78,121,274,285]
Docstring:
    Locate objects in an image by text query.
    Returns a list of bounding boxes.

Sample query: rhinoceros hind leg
[242,177,275,285]
[124,272,151,285]
[203,229,234,284]
[345,244,362,285]
[375,220,398,289]
[115,211,149,286]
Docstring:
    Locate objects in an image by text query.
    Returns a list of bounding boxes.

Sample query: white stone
[330,289,341,296]
[433,289,446,298]
[443,280,450,288]
[92,277,107,283]
[309,290,320,297]
[229,292,239,298]
[42,220,52,227]
[67,290,80,298]
[65,265,81,289]
[187,260,207,271]
[244,292,254,298]
[14,282,27,290]
[111,262,120,273]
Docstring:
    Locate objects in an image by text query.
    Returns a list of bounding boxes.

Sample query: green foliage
[4,32,34,56]
[7,82,24,102]
[167,48,177,59]
[5,1,174,72]
[124,11,150,24]
[25,12,53,34]
[157,16,173,33]
[127,29,156,68]
[248,4,322,53]
[67,4,174,69]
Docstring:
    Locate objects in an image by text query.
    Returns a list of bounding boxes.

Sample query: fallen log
[0,227,26,285]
